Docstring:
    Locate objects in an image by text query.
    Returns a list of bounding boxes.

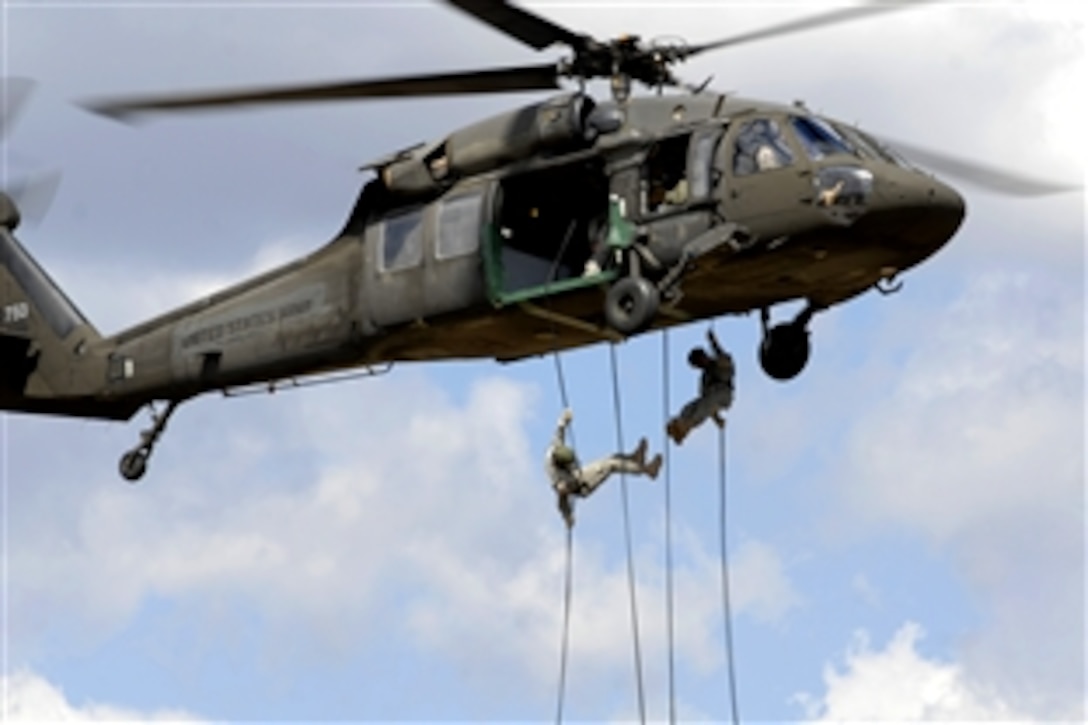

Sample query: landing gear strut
[759,305,817,381]
[119,400,181,482]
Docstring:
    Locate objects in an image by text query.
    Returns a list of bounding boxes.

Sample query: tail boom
[0,203,130,419]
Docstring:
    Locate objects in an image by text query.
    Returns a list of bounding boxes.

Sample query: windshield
[837,124,912,168]
[790,116,855,160]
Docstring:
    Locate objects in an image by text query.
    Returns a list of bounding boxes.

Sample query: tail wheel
[119,449,149,482]
[605,276,660,335]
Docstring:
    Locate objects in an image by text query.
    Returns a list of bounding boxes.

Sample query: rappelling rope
[608,343,648,725]
[552,353,577,452]
[555,522,574,725]
[552,352,575,725]
[662,330,677,725]
[719,425,741,725]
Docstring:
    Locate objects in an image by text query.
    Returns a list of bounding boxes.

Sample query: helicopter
[0,1,1078,482]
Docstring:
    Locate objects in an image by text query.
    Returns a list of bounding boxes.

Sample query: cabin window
[436,192,483,260]
[643,134,692,214]
[380,208,424,272]
[790,116,855,160]
[733,118,794,176]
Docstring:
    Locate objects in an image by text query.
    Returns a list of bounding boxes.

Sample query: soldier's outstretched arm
[707,329,726,357]
[555,408,573,445]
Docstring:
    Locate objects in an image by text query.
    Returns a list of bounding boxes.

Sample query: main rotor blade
[445,0,589,51]
[683,0,938,59]
[1,77,35,142]
[883,137,1082,197]
[85,63,561,121]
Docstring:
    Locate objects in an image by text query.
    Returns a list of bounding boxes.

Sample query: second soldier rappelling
[545,408,662,528]
[667,330,736,445]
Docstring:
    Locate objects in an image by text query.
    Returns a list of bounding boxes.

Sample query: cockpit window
[838,124,911,168]
[733,118,794,176]
[790,116,854,160]
[860,130,912,168]
[834,124,883,160]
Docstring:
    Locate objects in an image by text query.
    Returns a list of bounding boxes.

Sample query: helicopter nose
[912,177,965,250]
[930,178,965,217]
[869,170,966,255]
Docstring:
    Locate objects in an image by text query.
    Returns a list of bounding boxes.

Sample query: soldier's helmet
[688,347,711,367]
[552,445,576,467]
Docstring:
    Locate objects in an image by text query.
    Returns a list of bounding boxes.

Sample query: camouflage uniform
[545,409,662,528]
[668,331,735,445]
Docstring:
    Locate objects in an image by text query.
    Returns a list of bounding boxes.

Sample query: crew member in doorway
[667,329,735,445]
[546,408,663,528]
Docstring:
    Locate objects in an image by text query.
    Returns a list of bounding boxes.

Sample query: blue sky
[1,1,1084,722]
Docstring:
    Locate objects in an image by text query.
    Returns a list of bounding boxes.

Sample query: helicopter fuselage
[0,91,964,422]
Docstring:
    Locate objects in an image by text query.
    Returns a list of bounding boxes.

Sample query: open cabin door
[483,161,618,307]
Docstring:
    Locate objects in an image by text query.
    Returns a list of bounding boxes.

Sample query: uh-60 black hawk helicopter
[0,1,1077,481]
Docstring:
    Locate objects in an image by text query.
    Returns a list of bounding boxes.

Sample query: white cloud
[849,573,879,609]
[49,235,316,335]
[825,268,1084,718]
[2,669,203,723]
[405,522,798,689]
[727,539,802,625]
[841,271,1082,542]
[795,622,1036,723]
[9,374,540,651]
[8,363,802,717]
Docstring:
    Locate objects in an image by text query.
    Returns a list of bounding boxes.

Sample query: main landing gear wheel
[759,323,811,381]
[758,305,818,381]
[605,276,660,335]
[118,399,181,483]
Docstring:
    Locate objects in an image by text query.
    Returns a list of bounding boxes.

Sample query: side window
[380,209,424,272]
[436,192,483,260]
[733,118,794,177]
[643,134,691,214]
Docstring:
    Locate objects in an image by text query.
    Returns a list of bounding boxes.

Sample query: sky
[0,1,1084,722]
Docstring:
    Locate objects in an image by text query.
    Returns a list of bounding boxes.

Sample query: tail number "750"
[3,302,29,324]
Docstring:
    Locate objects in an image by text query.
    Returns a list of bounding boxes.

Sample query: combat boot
[667,419,688,445]
[644,454,663,480]
[624,437,649,465]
